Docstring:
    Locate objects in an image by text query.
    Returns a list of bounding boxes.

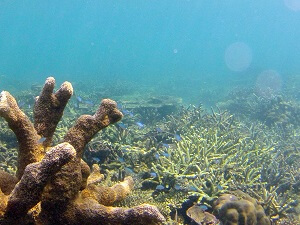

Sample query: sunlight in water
[225,42,252,72]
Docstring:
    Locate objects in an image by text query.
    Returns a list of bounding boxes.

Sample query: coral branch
[0,189,8,217]
[34,77,73,147]
[80,159,91,190]
[87,164,105,185]
[0,170,18,195]
[40,199,165,225]
[64,99,123,157]
[70,201,166,225]
[5,143,76,218]
[0,91,42,179]
[82,176,134,206]
[42,99,123,205]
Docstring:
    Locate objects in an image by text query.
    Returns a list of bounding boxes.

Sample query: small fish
[117,102,123,109]
[217,184,223,190]
[162,143,170,148]
[174,184,182,191]
[198,205,208,211]
[84,100,94,106]
[74,102,79,108]
[28,104,31,109]
[154,153,160,160]
[150,172,157,178]
[122,109,130,114]
[117,157,125,163]
[156,185,165,190]
[124,167,134,174]
[162,152,170,157]
[92,157,101,163]
[118,123,128,130]
[156,127,163,133]
[18,101,25,108]
[174,134,182,141]
[129,112,134,117]
[188,185,198,192]
[136,122,145,128]
[76,96,83,103]
[122,109,134,117]
[37,137,46,144]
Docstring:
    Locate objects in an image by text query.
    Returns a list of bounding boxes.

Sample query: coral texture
[34,77,73,147]
[0,77,165,225]
[213,192,270,225]
[0,91,42,179]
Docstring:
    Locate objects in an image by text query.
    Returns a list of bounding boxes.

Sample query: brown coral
[34,77,73,147]
[0,77,165,225]
[213,191,270,225]
[0,91,42,179]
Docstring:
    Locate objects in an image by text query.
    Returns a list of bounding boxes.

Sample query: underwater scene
[0,1,300,225]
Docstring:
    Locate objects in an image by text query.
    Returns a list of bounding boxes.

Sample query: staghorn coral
[0,77,165,225]
[120,104,297,223]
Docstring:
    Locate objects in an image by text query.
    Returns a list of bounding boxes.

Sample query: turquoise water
[1,1,300,103]
[1,2,300,224]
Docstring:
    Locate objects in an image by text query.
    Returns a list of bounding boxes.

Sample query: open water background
[0,0,300,103]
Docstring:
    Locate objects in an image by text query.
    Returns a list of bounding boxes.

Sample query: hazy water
[0,0,300,103]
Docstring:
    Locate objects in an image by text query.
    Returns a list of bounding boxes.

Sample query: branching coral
[219,88,300,128]
[134,105,298,222]
[0,77,165,225]
[151,108,274,197]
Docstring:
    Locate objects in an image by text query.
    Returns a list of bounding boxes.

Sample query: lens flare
[225,42,252,72]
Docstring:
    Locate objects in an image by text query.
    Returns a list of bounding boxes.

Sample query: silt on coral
[0,77,165,225]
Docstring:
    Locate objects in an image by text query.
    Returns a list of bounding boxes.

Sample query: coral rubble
[0,77,165,225]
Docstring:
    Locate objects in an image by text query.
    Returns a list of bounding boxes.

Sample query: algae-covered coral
[0,77,165,225]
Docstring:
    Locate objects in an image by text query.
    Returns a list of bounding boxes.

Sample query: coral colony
[0,77,165,225]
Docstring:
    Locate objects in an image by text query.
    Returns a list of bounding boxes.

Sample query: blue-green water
[1,1,300,103]
[1,2,300,224]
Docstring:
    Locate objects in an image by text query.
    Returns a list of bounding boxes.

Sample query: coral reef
[1,78,299,224]
[90,103,299,224]
[218,88,300,127]
[0,77,165,225]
